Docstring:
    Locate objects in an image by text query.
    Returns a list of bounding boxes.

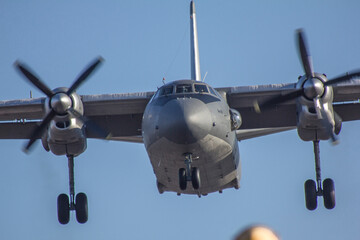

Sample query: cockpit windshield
[194,84,208,93]
[159,86,173,96]
[153,82,221,100]
[176,84,193,93]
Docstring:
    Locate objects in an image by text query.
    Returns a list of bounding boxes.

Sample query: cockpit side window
[194,84,209,93]
[176,84,193,93]
[209,87,217,95]
[209,87,222,98]
[159,86,174,96]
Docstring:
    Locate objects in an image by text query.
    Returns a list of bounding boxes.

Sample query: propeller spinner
[15,57,104,152]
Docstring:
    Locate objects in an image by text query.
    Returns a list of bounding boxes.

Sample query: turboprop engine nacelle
[296,73,341,141]
[42,87,87,156]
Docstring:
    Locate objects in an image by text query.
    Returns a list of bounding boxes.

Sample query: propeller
[255,29,360,143]
[15,57,104,152]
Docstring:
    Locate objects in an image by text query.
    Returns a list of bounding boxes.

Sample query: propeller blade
[14,61,54,98]
[67,57,104,95]
[322,111,339,145]
[317,98,339,145]
[24,109,57,152]
[297,29,314,78]
[68,109,110,139]
[324,70,360,86]
[313,98,323,119]
[329,131,339,145]
[255,89,303,113]
[84,118,112,139]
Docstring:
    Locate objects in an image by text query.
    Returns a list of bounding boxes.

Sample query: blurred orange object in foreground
[234,226,280,240]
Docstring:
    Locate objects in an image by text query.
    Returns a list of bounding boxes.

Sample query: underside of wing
[81,92,154,142]
[0,91,154,141]
[220,78,360,140]
[217,83,298,129]
[0,97,44,139]
[0,97,44,121]
[332,79,360,122]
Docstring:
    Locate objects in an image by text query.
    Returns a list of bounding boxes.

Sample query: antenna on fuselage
[190,1,201,81]
[202,71,208,82]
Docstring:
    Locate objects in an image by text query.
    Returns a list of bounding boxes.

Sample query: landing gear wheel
[57,194,70,224]
[323,178,335,209]
[304,179,317,210]
[191,167,201,190]
[75,193,88,223]
[179,168,187,190]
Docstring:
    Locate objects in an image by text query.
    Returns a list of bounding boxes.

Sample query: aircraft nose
[158,98,212,144]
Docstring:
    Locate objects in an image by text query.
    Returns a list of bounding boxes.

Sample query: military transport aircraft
[2,1,360,224]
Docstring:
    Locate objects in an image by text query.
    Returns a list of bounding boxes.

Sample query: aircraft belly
[146,134,240,195]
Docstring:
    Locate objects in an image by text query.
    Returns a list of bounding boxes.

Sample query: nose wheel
[304,140,335,210]
[178,153,201,190]
[57,155,88,224]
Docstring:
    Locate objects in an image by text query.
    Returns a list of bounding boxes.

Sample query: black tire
[191,167,201,190]
[323,178,336,209]
[179,168,187,190]
[304,179,317,210]
[57,194,70,224]
[75,193,88,224]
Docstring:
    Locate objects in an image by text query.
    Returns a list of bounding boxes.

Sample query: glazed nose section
[159,98,212,144]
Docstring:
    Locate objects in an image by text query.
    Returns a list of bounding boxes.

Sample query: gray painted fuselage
[142,80,241,195]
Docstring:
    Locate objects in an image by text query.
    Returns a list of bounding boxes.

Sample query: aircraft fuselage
[142,80,241,195]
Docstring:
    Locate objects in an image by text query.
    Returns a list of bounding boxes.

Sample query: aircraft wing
[1,78,360,143]
[218,78,360,140]
[0,91,155,143]
[81,92,154,142]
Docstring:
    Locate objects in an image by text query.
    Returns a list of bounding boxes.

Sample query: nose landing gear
[57,155,88,224]
[304,140,335,210]
[178,153,201,191]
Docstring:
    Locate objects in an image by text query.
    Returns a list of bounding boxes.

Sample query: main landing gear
[304,140,335,210]
[57,155,88,224]
[179,153,201,191]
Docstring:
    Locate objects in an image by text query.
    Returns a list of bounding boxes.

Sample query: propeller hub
[303,78,324,99]
[50,93,72,115]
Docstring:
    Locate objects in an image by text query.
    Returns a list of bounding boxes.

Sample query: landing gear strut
[304,140,335,210]
[178,153,201,190]
[57,155,88,224]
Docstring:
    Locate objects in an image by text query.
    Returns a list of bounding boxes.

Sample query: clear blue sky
[1,1,360,239]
